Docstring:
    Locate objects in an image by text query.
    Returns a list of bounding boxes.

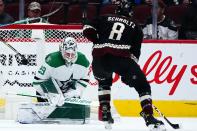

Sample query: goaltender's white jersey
[33,51,90,84]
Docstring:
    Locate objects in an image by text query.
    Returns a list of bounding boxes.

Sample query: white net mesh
[0,24,89,43]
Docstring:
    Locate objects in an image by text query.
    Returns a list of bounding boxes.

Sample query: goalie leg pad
[17,102,91,124]
[17,107,41,124]
[17,103,56,124]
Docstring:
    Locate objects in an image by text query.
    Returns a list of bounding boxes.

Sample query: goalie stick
[4,92,93,106]
[0,38,28,65]
[74,78,89,83]
[153,105,180,129]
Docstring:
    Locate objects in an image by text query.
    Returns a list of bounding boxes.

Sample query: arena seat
[87,0,100,3]
[165,5,188,26]
[86,4,98,21]
[41,3,67,24]
[66,4,83,24]
[99,4,117,16]
[133,4,152,25]
[5,3,19,21]
[66,4,97,24]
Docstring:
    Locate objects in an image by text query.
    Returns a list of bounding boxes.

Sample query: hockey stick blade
[153,105,180,129]
[163,116,180,129]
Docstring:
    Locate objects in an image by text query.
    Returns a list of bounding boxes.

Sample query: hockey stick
[0,38,28,65]
[153,105,180,129]
[75,78,89,83]
[4,92,93,106]
[72,78,89,88]
[0,4,63,27]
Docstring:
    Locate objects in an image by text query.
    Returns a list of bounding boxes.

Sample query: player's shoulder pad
[45,51,65,67]
[75,52,90,68]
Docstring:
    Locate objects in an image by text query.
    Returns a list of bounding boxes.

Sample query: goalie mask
[115,0,133,17]
[60,37,78,64]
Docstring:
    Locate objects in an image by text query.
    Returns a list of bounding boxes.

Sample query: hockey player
[33,37,90,103]
[17,37,91,124]
[83,0,165,130]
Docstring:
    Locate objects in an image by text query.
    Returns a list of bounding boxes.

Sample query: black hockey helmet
[115,0,133,17]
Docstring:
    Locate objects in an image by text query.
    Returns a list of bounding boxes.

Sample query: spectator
[112,0,147,5]
[163,0,191,6]
[139,0,191,6]
[129,0,149,5]
[25,1,48,24]
[178,0,197,39]
[112,0,157,6]
[0,0,14,24]
[101,0,112,5]
[143,0,178,39]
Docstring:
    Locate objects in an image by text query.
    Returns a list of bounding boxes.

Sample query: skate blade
[104,122,112,130]
[148,124,166,131]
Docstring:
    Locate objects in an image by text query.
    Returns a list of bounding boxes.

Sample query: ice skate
[140,111,166,131]
[99,104,114,130]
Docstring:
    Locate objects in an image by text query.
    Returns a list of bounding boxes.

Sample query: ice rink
[0,117,197,131]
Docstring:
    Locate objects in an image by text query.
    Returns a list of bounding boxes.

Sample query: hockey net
[0,23,119,121]
[0,23,90,120]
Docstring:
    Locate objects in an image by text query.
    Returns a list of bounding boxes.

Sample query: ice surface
[0,117,197,131]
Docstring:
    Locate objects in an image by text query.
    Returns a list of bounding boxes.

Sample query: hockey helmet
[115,0,133,17]
[60,37,78,64]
